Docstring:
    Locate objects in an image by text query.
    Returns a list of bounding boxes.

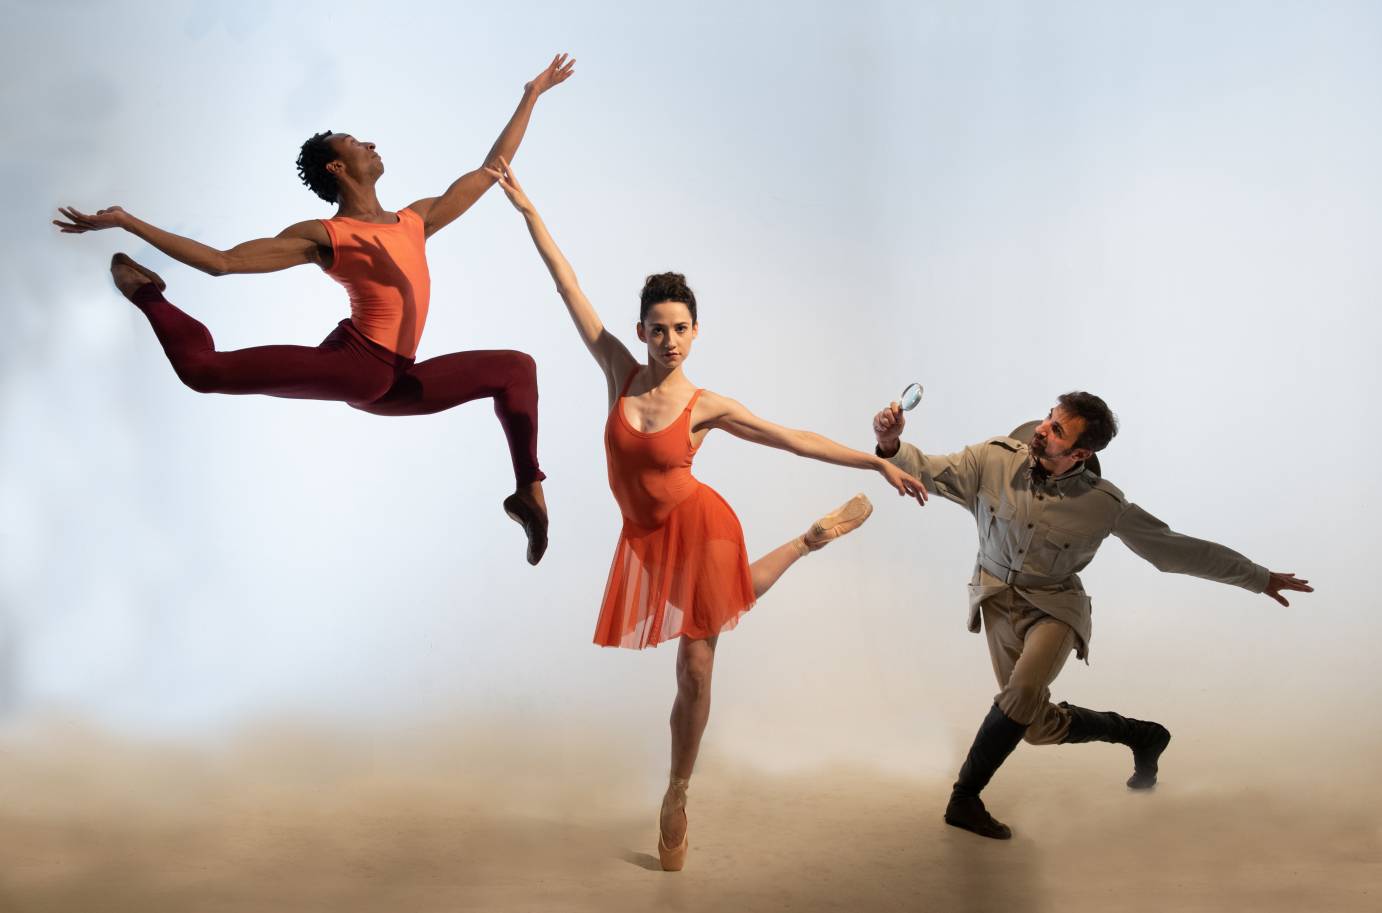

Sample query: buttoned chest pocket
[976,490,1019,545]
[1030,525,1104,579]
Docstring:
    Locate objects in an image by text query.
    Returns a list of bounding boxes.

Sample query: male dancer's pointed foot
[657,777,690,871]
[802,493,873,552]
[1125,723,1170,790]
[110,253,166,300]
[503,480,549,566]
[1059,702,1170,790]
[944,790,1013,840]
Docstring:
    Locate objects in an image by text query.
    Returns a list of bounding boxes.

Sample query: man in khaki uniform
[873,391,1312,839]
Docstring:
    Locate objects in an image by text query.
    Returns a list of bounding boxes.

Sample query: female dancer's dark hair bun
[640,272,698,323]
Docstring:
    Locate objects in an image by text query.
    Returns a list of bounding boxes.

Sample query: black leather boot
[944,703,1028,839]
[1059,701,1171,790]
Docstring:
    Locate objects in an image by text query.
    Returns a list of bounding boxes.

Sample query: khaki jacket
[887,435,1269,659]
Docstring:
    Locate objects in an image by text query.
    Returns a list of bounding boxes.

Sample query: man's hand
[54,205,129,234]
[525,53,576,96]
[1264,571,1313,606]
[873,401,905,455]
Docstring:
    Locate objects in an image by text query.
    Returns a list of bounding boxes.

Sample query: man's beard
[1029,435,1074,484]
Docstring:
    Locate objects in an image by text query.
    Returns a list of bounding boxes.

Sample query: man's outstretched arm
[54,205,326,276]
[410,53,575,239]
[1112,504,1313,605]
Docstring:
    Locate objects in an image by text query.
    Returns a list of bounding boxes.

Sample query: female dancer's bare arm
[54,205,327,276]
[485,157,637,392]
[699,392,929,503]
[410,54,575,238]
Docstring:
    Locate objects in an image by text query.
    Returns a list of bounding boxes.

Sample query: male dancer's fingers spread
[53,206,91,232]
[1265,571,1313,606]
[55,205,124,233]
[526,52,576,95]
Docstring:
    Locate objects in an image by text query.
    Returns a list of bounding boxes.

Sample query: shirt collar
[1026,455,1088,494]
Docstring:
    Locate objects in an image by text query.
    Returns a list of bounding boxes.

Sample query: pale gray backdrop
[2,0,1377,778]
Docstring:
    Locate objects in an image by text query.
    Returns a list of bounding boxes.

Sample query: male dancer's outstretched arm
[53,206,328,277]
[409,53,575,238]
[875,399,1311,602]
[53,55,576,273]
[1111,503,1311,605]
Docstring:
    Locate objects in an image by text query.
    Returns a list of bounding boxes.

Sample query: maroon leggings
[131,286,544,486]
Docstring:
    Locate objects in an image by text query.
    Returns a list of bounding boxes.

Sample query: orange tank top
[320,207,430,358]
[604,370,705,531]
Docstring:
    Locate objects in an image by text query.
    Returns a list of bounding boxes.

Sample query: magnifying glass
[899,382,924,411]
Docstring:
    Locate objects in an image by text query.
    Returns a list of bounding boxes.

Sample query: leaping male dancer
[53,54,576,565]
[872,392,1312,839]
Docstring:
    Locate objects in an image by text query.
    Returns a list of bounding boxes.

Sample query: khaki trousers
[981,587,1077,745]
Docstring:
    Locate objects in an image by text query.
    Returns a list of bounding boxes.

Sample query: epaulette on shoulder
[985,436,1022,452]
[1089,476,1126,504]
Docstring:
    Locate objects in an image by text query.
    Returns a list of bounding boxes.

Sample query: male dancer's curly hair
[1058,391,1118,452]
[296,130,340,204]
[640,272,698,323]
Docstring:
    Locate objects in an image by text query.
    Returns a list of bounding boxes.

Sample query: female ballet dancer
[484,157,929,870]
[52,54,577,565]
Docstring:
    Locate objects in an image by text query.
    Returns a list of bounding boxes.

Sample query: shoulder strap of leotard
[619,367,640,397]
[684,388,705,412]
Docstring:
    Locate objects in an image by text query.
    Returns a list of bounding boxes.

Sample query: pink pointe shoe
[802,493,874,552]
[657,777,689,872]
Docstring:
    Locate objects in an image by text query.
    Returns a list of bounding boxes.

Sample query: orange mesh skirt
[594,484,755,649]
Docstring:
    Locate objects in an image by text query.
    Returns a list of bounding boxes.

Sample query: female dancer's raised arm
[698,392,928,504]
[485,157,637,398]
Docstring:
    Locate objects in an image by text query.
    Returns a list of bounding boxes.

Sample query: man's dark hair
[296,130,340,204]
[639,272,698,323]
[1058,391,1118,452]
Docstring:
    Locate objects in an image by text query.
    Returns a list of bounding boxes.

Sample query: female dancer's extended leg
[657,493,874,869]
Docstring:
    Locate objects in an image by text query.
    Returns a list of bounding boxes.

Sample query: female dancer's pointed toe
[110,252,166,299]
[657,776,690,871]
[657,824,688,871]
[803,493,874,552]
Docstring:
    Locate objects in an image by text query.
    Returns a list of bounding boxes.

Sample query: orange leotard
[320,208,430,359]
[594,370,755,649]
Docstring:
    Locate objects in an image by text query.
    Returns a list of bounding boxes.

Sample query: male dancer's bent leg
[1058,705,1170,789]
[353,348,549,563]
[945,591,1076,839]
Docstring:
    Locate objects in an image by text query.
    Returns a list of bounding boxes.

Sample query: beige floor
[1,723,1377,913]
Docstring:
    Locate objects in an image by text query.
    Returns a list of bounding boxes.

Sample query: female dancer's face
[637,301,698,369]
